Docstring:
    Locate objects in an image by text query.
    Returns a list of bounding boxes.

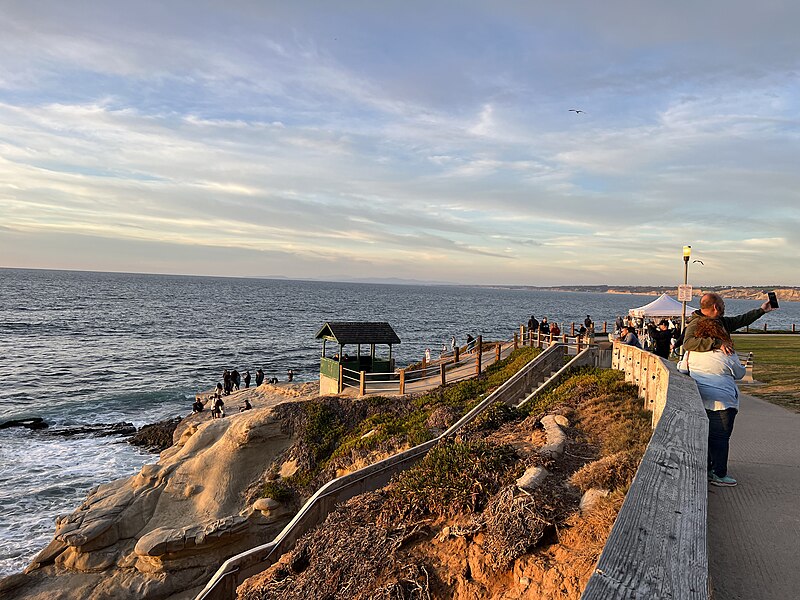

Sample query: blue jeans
[707,408,737,478]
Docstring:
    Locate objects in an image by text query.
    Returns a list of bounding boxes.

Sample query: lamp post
[680,245,691,353]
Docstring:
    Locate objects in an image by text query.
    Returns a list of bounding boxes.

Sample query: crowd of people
[191,365,298,419]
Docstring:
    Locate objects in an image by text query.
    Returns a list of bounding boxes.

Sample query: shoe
[709,474,737,487]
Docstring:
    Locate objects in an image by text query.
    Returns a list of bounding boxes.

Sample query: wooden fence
[581,343,708,599]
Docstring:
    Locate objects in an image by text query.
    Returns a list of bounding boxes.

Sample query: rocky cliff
[0,385,316,600]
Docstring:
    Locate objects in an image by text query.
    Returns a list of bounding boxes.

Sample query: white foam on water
[0,429,155,577]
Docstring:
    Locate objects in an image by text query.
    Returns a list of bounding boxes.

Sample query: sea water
[1,268,796,576]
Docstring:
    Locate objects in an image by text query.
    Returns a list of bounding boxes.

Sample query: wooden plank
[582,361,708,600]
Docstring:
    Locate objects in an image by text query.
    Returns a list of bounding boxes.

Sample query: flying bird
[693,260,704,265]
[568,109,584,114]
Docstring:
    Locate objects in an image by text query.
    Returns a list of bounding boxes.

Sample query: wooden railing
[196,344,605,600]
[581,343,708,600]
[333,328,597,396]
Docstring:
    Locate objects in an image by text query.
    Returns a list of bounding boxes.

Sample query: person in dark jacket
[539,318,550,335]
[231,369,241,391]
[243,370,251,388]
[648,320,673,359]
[223,370,231,395]
[255,368,264,387]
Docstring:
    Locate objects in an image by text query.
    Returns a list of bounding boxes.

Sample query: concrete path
[707,393,800,600]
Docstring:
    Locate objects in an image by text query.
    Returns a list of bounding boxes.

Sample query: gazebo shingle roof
[315,322,401,345]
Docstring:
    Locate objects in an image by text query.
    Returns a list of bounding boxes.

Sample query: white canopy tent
[628,293,697,319]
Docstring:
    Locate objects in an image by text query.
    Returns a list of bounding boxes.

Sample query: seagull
[568,109,584,114]
[693,260,704,265]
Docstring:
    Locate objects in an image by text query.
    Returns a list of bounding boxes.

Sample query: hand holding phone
[767,291,779,309]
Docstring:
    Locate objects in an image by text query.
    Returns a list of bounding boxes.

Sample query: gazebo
[315,322,401,394]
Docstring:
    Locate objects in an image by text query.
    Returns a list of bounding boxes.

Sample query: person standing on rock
[223,370,231,395]
[287,369,294,382]
[231,369,241,391]
[244,370,251,388]
[255,368,264,387]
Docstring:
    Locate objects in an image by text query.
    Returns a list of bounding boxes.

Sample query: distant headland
[488,285,800,302]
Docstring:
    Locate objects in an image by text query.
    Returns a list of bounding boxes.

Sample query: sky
[1,1,798,286]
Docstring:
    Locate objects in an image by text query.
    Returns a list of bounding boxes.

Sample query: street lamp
[680,245,691,354]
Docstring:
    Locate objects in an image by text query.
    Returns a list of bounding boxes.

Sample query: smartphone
[768,291,779,309]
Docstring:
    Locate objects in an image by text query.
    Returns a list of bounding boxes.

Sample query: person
[424,348,431,363]
[450,335,457,352]
[683,318,747,487]
[550,322,561,337]
[619,325,642,348]
[270,376,279,384]
[681,292,776,487]
[223,370,231,395]
[231,369,241,391]
[287,369,294,382]
[255,368,264,387]
[192,398,204,413]
[648,320,673,359]
[529,316,539,335]
[243,370,251,388]
[578,324,587,337]
[584,315,593,330]
[240,398,252,412]
[615,316,624,332]
[465,334,475,352]
[212,396,225,419]
[215,382,224,398]
[539,318,550,335]
[683,293,774,354]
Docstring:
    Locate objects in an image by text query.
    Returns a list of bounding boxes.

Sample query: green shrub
[385,439,517,518]
[262,480,293,503]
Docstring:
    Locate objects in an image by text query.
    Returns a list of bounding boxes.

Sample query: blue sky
[1,1,798,285]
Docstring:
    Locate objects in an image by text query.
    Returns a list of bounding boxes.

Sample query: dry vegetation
[238,367,652,600]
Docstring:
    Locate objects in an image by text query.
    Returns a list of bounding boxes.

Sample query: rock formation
[0,405,301,600]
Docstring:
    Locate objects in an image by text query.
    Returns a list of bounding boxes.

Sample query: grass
[733,333,800,411]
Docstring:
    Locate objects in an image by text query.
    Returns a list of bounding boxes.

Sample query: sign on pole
[677,284,693,302]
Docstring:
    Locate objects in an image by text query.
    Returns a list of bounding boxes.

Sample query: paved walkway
[707,392,800,600]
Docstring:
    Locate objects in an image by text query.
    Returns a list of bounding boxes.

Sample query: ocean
[1,268,797,577]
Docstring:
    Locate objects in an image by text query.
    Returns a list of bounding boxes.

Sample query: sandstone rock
[580,488,610,515]
[553,415,570,428]
[517,466,549,493]
[25,538,67,572]
[129,417,182,452]
[253,497,280,512]
[539,415,567,458]
[0,573,30,594]
[134,528,183,557]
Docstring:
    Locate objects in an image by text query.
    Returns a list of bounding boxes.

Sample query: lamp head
[683,245,692,262]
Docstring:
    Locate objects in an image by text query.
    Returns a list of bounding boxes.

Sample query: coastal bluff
[0,384,316,600]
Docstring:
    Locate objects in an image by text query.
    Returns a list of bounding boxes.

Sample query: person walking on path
[619,324,642,348]
[681,292,776,487]
[255,368,264,387]
[243,370,251,388]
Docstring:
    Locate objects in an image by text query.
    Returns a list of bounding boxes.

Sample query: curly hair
[694,318,732,347]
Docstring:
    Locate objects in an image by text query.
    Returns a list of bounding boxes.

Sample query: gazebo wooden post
[338,364,344,393]
[440,364,446,387]
[577,336,583,353]
[520,325,526,346]
[513,332,518,350]
[495,343,501,362]
[603,321,608,333]
[454,347,460,363]
[475,336,482,375]
[399,369,406,394]
[359,371,366,396]
[570,322,575,336]
[562,333,567,344]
